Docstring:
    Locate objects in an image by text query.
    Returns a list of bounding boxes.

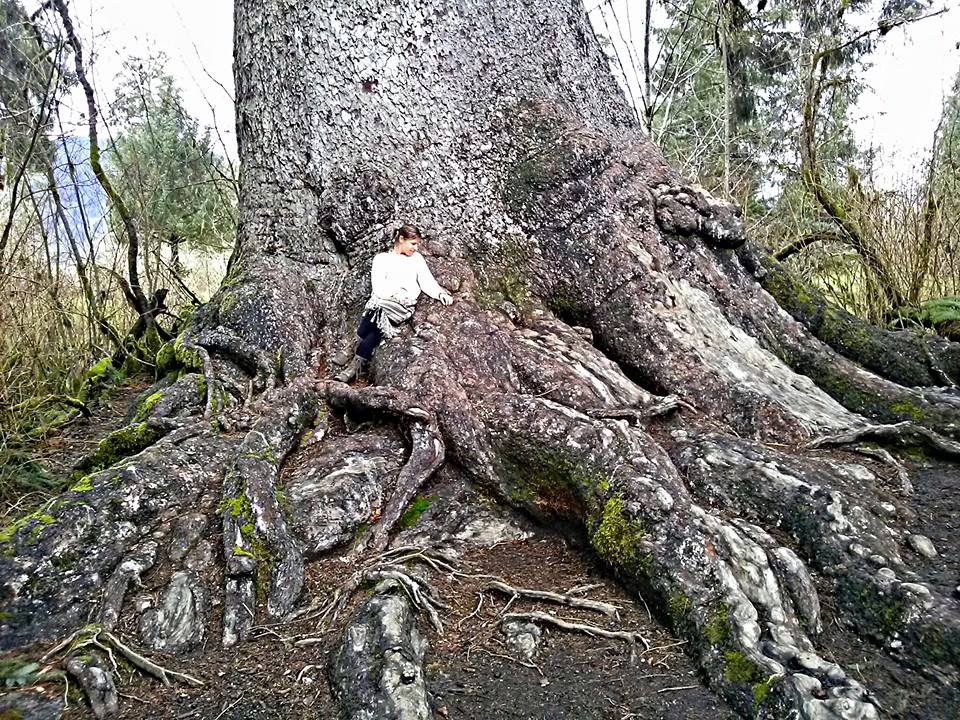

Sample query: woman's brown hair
[393,224,422,244]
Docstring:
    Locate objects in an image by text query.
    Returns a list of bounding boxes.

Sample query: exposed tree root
[329,589,432,720]
[41,624,204,718]
[501,610,650,651]
[326,383,445,556]
[41,627,204,688]
[99,541,159,630]
[485,579,621,618]
[221,382,318,647]
[809,421,960,458]
[743,249,960,388]
[177,331,220,420]
[64,653,117,719]
[675,433,960,675]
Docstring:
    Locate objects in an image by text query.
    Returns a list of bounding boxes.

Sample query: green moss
[504,447,611,525]
[75,422,163,475]
[548,291,582,320]
[861,584,907,633]
[705,603,731,645]
[890,399,924,421]
[752,675,778,708]
[219,290,238,315]
[86,357,114,383]
[173,333,204,371]
[0,508,57,545]
[668,593,692,617]
[79,356,121,401]
[51,552,76,570]
[70,475,94,493]
[223,495,249,518]
[590,497,650,575]
[913,626,959,665]
[155,342,177,375]
[250,534,273,603]
[133,391,163,422]
[232,546,256,559]
[240,443,278,464]
[723,650,765,684]
[398,495,435,529]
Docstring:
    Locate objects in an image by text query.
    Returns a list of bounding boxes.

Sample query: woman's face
[395,235,421,256]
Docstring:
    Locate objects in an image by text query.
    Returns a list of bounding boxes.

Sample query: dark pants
[355,310,383,360]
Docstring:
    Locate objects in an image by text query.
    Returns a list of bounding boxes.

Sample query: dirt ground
[4,532,733,720]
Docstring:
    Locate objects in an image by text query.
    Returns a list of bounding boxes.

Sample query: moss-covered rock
[74,422,164,476]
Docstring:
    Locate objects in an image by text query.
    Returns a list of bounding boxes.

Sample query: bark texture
[1,2,959,719]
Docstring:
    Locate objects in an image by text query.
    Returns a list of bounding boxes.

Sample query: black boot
[333,355,366,383]
[330,343,357,368]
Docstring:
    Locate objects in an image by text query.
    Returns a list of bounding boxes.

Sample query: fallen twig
[656,684,699,693]
[475,647,543,676]
[852,444,913,494]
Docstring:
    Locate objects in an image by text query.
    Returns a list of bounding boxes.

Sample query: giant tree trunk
[2,2,959,719]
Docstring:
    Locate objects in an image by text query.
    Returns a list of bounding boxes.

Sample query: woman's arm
[414,254,450,302]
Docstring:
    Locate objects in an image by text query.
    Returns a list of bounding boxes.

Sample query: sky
[51,0,236,157]
[854,4,960,184]
[41,0,960,187]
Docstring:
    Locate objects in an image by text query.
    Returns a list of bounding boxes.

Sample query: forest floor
[2,375,958,719]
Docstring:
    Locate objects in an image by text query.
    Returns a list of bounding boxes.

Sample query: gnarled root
[326,383,445,556]
[809,420,960,459]
[675,433,960,676]
[64,653,118,719]
[222,382,319,647]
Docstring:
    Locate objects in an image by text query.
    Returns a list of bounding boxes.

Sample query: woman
[334,224,453,383]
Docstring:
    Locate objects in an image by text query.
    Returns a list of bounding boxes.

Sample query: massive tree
[1,2,959,719]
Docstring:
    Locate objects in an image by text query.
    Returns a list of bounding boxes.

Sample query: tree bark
[1,2,958,720]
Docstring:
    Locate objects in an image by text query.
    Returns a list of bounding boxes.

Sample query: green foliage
[105,54,236,261]
[0,0,62,174]
[652,0,867,204]
[919,296,960,335]
[0,656,39,688]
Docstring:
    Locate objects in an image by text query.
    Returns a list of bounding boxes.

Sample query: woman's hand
[439,291,454,306]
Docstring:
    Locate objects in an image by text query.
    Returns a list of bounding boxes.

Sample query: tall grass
[0,199,227,517]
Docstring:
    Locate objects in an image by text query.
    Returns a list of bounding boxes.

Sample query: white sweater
[369,251,444,307]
